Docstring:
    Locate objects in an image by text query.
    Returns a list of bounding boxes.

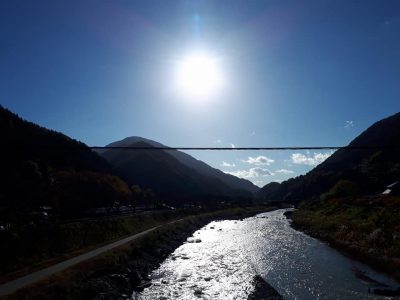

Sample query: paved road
[0,219,182,297]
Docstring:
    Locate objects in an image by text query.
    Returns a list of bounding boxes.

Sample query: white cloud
[344,120,354,129]
[275,169,294,174]
[291,152,332,166]
[254,180,266,186]
[225,167,273,179]
[243,155,274,166]
[230,143,236,148]
[213,139,222,144]
[221,161,236,167]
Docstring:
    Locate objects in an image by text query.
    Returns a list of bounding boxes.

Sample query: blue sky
[1,0,400,187]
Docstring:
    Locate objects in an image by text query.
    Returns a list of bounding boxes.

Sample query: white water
[135,209,398,299]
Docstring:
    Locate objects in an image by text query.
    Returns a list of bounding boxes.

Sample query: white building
[382,181,399,195]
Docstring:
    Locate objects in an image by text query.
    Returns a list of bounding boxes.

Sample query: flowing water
[135,209,399,299]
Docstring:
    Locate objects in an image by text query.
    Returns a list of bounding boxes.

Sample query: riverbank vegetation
[290,195,400,280]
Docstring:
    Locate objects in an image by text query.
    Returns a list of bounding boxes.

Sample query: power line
[88,146,396,151]
[6,145,398,150]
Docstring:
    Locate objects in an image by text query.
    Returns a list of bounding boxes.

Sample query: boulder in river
[194,288,203,296]
[247,275,283,300]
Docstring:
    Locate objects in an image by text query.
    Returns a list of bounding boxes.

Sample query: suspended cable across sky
[87,146,397,151]
[6,145,399,150]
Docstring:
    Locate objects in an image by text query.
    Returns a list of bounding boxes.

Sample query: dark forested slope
[258,112,400,203]
[0,106,131,219]
[99,139,254,204]
[102,136,259,193]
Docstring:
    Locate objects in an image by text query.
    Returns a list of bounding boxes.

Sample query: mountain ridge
[101,136,259,194]
[258,111,400,203]
[0,105,133,217]
[98,138,256,204]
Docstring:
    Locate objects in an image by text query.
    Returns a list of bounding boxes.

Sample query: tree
[320,180,360,201]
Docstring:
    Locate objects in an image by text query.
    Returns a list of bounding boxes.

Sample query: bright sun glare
[175,53,224,100]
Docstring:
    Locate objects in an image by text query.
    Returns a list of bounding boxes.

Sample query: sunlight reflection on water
[135,209,398,300]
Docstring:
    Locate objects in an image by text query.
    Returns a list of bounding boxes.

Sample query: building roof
[387,181,399,188]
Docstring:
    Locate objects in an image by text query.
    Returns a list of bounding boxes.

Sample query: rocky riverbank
[5,206,281,300]
[84,218,211,299]
[84,207,283,300]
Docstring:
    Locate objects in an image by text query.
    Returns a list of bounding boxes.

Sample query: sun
[175,53,224,100]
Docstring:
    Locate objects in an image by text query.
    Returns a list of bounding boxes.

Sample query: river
[134,209,399,299]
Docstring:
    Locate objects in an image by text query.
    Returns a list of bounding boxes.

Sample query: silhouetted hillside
[0,106,132,219]
[0,107,111,172]
[103,136,259,193]
[99,138,255,204]
[258,112,400,203]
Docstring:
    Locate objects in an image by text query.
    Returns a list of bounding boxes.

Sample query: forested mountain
[0,106,111,172]
[99,138,255,205]
[0,106,254,221]
[258,112,400,203]
[0,106,132,219]
[102,136,259,193]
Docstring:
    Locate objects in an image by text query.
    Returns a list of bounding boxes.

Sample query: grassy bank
[289,196,400,281]
[2,206,274,300]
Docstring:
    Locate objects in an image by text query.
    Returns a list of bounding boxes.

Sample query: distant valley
[2,104,400,298]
